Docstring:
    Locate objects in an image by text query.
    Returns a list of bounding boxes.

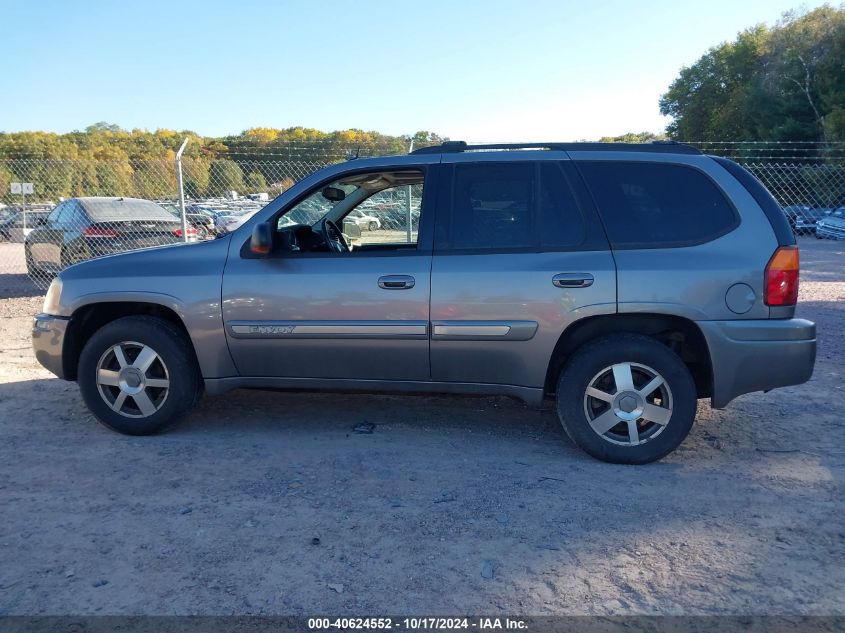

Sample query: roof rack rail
[410,140,701,155]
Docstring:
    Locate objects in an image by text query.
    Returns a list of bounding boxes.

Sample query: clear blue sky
[0,0,833,140]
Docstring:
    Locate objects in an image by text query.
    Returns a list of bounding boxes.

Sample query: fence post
[175,137,189,243]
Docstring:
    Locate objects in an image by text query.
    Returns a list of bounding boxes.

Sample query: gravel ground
[0,237,843,616]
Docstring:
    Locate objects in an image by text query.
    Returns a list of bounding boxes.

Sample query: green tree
[598,132,668,143]
[660,6,845,142]
[132,160,175,199]
[206,159,245,196]
[0,164,14,203]
[182,157,211,199]
[245,171,267,193]
[761,6,845,141]
[660,26,767,140]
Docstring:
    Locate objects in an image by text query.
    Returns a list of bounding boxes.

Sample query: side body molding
[431,320,538,341]
[227,320,428,339]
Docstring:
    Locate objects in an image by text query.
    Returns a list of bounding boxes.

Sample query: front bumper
[32,314,70,379]
[697,318,816,408]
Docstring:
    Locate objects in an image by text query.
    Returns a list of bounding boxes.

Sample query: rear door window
[577,161,738,248]
[439,161,588,251]
[539,162,586,248]
[452,162,534,249]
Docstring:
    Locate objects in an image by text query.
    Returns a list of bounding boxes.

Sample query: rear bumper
[697,318,816,408]
[32,313,69,379]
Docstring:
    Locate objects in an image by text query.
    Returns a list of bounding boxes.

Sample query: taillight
[83,227,120,237]
[764,246,800,306]
[173,227,197,238]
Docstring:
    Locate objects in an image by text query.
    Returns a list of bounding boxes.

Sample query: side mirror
[250,222,273,256]
[321,186,346,202]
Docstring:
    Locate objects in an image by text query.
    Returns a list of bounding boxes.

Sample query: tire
[555,334,697,464]
[368,221,378,231]
[196,225,210,240]
[78,316,202,435]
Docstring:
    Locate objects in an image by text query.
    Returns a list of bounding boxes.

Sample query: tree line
[0,127,444,202]
[660,5,845,144]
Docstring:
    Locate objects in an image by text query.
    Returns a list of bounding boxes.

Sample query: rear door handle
[378,275,415,290]
[552,273,594,288]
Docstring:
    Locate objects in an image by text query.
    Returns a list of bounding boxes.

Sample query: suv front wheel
[78,316,202,435]
[556,334,697,464]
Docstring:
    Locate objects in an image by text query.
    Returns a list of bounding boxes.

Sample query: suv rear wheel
[78,316,201,435]
[556,334,697,464]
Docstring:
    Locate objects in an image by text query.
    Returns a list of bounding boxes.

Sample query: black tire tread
[556,333,698,465]
[77,315,201,435]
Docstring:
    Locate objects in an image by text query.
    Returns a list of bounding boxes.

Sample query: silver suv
[32,142,817,464]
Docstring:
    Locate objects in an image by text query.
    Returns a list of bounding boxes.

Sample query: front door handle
[552,273,594,288]
[378,275,415,290]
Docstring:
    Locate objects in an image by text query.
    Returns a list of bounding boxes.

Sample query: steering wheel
[321,218,349,253]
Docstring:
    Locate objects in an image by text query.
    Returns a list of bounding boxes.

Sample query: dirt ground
[0,237,843,616]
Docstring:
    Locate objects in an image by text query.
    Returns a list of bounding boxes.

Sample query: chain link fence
[687,142,845,236]
[1,141,843,295]
[0,155,338,292]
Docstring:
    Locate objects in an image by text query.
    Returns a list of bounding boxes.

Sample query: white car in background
[346,209,381,231]
[214,209,260,234]
[815,208,845,240]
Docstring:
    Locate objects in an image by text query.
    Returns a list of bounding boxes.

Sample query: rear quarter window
[576,161,739,249]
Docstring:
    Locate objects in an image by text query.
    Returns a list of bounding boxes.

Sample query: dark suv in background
[32,142,816,464]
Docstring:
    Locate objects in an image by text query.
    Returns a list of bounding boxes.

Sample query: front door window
[276,170,424,253]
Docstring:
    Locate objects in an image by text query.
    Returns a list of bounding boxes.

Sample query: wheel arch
[544,313,713,399]
[63,300,197,381]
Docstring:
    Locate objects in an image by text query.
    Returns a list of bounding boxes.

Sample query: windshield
[285,184,360,226]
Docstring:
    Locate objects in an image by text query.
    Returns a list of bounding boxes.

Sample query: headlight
[42,278,64,315]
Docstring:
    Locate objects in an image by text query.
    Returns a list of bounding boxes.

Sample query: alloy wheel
[582,362,673,446]
[95,341,170,418]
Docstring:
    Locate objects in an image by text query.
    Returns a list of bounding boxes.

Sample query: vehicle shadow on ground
[0,374,797,473]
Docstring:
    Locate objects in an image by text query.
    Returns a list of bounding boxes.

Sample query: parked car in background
[25,197,196,285]
[33,141,815,465]
[346,209,381,231]
[160,204,217,240]
[815,208,845,239]
[0,207,21,240]
[186,213,215,240]
[782,205,820,235]
[214,209,261,234]
[1,208,52,241]
[0,208,22,241]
